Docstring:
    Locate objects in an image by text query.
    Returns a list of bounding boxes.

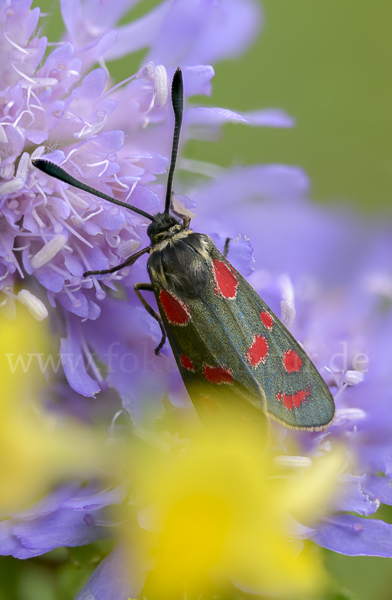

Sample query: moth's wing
[206,247,335,430]
[235,287,335,429]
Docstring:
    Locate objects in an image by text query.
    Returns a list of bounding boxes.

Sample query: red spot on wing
[260,310,274,330]
[247,334,269,367]
[283,349,303,373]
[276,388,311,410]
[159,289,190,325]
[180,354,194,372]
[213,259,238,299]
[283,394,294,410]
[203,364,233,384]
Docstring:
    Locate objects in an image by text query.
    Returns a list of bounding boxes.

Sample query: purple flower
[0,482,126,558]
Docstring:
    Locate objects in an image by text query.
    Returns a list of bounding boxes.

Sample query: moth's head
[147,212,183,244]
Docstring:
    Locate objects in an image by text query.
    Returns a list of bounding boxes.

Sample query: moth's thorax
[147,231,213,296]
[149,227,193,253]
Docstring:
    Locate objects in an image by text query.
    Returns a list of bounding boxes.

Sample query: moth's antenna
[32,159,154,222]
[165,67,183,215]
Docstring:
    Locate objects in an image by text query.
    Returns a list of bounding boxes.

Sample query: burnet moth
[33,67,335,433]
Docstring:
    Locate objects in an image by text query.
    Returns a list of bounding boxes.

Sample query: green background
[4,1,391,599]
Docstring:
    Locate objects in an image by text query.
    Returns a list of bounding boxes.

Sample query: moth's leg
[84,247,149,277]
[134,283,166,355]
[223,237,231,258]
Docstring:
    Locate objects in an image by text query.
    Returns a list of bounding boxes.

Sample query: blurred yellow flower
[124,423,343,599]
[0,309,112,514]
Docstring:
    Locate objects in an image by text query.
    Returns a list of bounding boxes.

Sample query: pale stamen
[31,234,68,269]
[17,289,48,320]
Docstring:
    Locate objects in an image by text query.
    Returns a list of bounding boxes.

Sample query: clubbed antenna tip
[165,67,184,214]
[32,158,154,221]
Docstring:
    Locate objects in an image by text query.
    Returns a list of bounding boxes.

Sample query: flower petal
[75,547,145,600]
[242,108,295,128]
[314,515,392,557]
[60,316,101,397]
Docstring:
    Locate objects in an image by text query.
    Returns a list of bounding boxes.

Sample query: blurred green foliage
[8,1,391,599]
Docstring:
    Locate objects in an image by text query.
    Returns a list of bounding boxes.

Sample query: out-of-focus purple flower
[0,482,126,558]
